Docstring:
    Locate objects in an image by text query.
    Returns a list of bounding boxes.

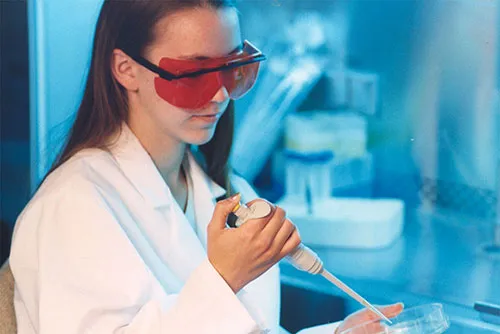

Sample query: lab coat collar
[109,123,226,209]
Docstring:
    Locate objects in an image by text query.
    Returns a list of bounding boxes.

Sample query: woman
[10,1,402,333]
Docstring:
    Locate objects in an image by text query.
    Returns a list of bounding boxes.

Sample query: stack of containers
[273,110,373,195]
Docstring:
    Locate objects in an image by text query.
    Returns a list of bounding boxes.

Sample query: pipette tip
[370,308,393,324]
[320,270,393,325]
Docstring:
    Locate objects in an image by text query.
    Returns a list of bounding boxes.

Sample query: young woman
[10,1,402,333]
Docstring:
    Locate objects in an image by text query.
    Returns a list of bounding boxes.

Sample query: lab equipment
[474,301,500,326]
[284,111,368,162]
[231,57,325,182]
[273,150,374,197]
[346,71,379,116]
[232,200,273,227]
[309,70,379,116]
[277,196,404,249]
[275,110,373,198]
[483,158,500,259]
[338,303,450,334]
[232,10,338,182]
[278,128,402,249]
[232,200,392,324]
[284,150,334,213]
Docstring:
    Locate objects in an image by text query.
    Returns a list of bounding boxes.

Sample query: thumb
[209,193,241,230]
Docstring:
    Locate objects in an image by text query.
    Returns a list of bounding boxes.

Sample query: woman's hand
[207,194,301,293]
[335,303,404,334]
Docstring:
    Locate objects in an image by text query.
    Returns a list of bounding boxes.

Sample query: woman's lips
[191,113,222,124]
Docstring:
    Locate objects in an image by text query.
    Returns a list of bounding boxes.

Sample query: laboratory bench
[279,208,500,333]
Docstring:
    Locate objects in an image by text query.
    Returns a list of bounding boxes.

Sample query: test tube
[306,151,334,206]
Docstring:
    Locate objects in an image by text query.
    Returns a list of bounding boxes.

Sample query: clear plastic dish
[339,303,450,334]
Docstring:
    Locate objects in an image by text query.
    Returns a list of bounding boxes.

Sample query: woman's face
[131,7,241,145]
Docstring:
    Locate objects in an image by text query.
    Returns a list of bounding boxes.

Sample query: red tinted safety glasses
[127,40,266,109]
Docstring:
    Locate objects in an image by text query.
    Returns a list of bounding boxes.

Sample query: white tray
[277,197,404,249]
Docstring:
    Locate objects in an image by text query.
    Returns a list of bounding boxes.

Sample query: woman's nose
[211,86,230,103]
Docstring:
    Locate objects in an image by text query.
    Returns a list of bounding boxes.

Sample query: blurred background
[2,0,500,333]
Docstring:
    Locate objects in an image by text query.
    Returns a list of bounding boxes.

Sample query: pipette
[232,200,392,324]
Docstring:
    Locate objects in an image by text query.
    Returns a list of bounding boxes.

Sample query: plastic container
[338,304,450,334]
[277,196,404,249]
[284,111,367,161]
[283,149,334,207]
[272,149,374,197]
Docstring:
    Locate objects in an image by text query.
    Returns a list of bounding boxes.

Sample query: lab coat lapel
[156,199,208,283]
[186,152,226,250]
[152,152,226,283]
[109,124,214,291]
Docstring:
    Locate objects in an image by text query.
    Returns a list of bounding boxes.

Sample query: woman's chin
[184,127,216,146]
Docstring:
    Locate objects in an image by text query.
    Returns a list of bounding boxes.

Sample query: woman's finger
[277,229,302,259]
[357,303,405,323]
[266,218,295,256]
[261,206,286,237]
[379,302,404,319]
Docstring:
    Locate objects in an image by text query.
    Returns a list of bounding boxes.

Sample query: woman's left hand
[335,303,404,334]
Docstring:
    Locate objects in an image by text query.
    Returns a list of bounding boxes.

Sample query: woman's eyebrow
[177,44,243,60]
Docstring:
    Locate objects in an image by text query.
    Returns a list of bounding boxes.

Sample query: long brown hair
[44,0,236,194]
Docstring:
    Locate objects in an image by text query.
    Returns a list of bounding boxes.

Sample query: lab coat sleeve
[10,177,261,334]
[231,173,282,333]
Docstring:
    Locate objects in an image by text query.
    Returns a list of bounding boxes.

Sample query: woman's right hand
[207,193,301,293]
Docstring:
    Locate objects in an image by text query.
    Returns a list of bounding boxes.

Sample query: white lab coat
[10,124,281,334]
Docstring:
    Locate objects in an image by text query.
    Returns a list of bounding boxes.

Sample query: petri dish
[339,303,450,334]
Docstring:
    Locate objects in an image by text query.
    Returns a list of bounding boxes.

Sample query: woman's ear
[111,49,140,91]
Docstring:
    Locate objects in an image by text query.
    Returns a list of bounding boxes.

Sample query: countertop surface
[280,208,500,321]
